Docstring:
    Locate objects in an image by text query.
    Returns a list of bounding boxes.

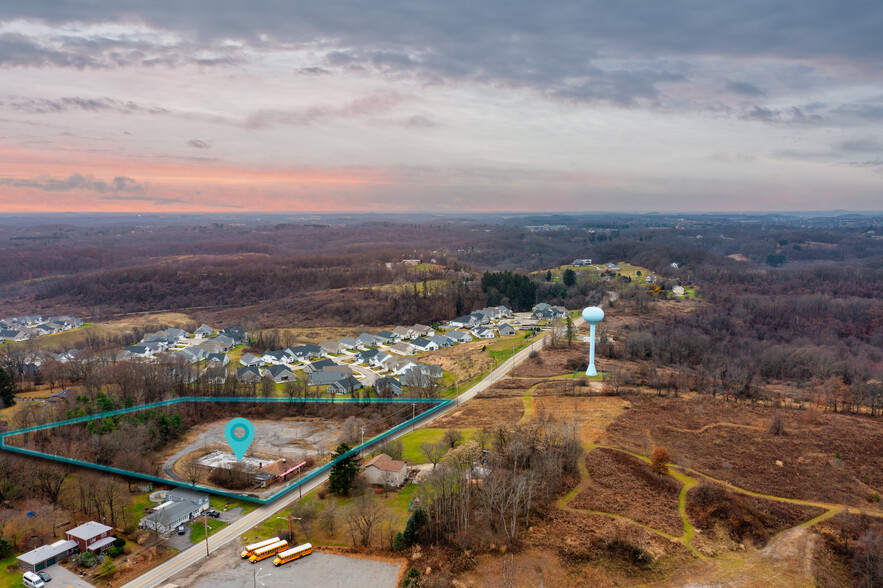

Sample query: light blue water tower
[582,306,605,376]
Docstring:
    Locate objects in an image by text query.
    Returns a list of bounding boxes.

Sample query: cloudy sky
[1,1,881,212]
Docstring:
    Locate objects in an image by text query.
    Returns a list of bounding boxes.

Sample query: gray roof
[168,488,209,503]
[67,521,112,541]
[18,540,78,566]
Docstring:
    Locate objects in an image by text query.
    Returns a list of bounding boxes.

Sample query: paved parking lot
[169,542,400,588]
[42,564,97,587]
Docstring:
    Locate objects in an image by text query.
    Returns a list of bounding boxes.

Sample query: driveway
[45,564,97,587]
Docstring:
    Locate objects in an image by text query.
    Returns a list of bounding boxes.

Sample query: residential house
[54,349,80,363]
[356,333,379,348]
[645,274,657,284]
[124,344,154,359]
[304,358,337,374]
[194,324,213,337]
[354,348,381,364]
[363,453,408,486]
[447,330,473,343]
[219,327,247,345]
[492,305,513,317]
[45,389,72,403]
[531,303,566,320]
[497,323,516,336]
[17,539,79,573]
[389,341,415,356]
[374,377,402,397]
[374,330,400,344]
[412,324,434,337]
[263,365,296,383]
[385,356,418,376]
[261,350,291,365]
[174,347,206,363]
[236,365,262,384]
[239,352,264,367]
[198,339,228,354]
[392,326,414,340]
[287,344,324,362]
[447,315,478,329]
[429,334,454,348]
[308,369,352,386]
[471,310,494,323]
[401,259,421,266]
[0,329,27,342]
[205,353,229,367]
[140,488,209,534]
[471,326,495,339]
[163,327,189,341]
[572,258,592,266]
[410,337,439,351]
[369,352,392,369]
[328,376,363,395]
[672,285,686,297]
[605,262,621,271]
[338,337,359,350]
[66,521,115,555]
[320,340,345,355]
[202,366,228,384]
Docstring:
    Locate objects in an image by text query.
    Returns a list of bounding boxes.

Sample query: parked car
[177,525,186,535]
[36,570,52,582]
[22,571,45,588]
[206,510,221,518]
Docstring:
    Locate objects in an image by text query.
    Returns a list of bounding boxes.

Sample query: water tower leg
[585,323,598,377]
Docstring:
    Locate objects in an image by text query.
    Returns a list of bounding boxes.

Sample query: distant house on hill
[374,330,400,344]
[239,352,264,367]
[393,326,414,340]
[389,342,415,356]
[338,337,359,350]
[412,324,434,337]
[374,377,402,397]
[202,366,228,384]
[447,330,473,344]
[308,369,352,386]
[218,327,247,345]
[497,323,516,336]
[471,326,495,339]
[206,353,229,367]
[305,358,337,374]
[411,337,439,351]
[321,340,345,354]
[672,285,686,297]
[429,334,454,348]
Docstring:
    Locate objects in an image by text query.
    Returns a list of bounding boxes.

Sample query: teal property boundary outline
[0,396,451,504]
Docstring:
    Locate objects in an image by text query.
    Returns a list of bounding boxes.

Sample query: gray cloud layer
[2,1,881,109]
[0,173,144,193]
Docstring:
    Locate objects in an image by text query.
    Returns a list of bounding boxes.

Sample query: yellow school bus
[273,543,313,566]
[240,537,281,559]
[250,539,289,563]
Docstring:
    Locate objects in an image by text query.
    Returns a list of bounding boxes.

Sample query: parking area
[42,564,97,587]
[169,542,401,588]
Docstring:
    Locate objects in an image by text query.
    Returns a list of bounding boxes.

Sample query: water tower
[582,306,604,376]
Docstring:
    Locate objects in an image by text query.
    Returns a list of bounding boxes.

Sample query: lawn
[398,428,479,463]
[0,554,23,588]
[123,492,154,524]
[189,518,228,544]
[486,333,537,362]
[209,496,259,515]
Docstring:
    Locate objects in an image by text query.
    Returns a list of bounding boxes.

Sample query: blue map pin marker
[225,417,255,461]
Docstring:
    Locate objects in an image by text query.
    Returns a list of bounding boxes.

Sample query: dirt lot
[533,395,630,444]
[686,481,826,548]
[510,346,590,378]
[431,397,524,429]
[168,539,402,588]
[571,448,684,536]
[526,508,693,583]
[603,395,883,507]
[478,377,545,397]
[422,339,494,382]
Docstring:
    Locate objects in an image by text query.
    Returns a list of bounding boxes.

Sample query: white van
[22,570,45,588]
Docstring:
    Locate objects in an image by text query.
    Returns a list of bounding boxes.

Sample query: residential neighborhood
[0,315,83,343]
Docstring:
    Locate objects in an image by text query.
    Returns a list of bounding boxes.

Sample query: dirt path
[666,421,764,434]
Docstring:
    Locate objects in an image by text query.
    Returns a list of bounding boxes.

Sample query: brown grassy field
[570,448,684,536]
[603,395,883,508]
[431,397,525,429]
[420,339,494,382]
[534,395,630,444]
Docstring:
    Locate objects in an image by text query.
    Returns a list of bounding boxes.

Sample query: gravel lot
[168,542,401,588]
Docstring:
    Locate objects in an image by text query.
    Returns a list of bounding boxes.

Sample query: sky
[0,1,882,213]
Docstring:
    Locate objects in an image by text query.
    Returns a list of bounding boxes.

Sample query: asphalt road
[121,317,583,588]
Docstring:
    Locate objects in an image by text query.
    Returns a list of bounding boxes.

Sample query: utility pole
[203,512,209,558]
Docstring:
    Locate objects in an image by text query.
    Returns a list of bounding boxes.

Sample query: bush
[113,537,126,549]
[77,552,98,568]
[651,447,670,475]
[105,545,122,558]
[0,537,12,559]
[769,414,786,436]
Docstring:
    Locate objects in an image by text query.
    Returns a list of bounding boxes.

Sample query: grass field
[398,427,479,463]
[209,496,259,515]
[0,555,23,588]
[189,518,228,544]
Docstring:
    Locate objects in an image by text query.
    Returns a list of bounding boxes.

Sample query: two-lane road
[122,316,585,588]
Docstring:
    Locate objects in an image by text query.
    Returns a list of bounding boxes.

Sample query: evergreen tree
[562,268,577,286]
[0,367,14,408]
[329,443,359,495]
[545,270,552,281]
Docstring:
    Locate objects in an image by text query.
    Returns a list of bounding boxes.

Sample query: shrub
[651,447,670,475]
[113,537,126,549]
[105,545,122,558]
[769,413,785,436]
[0,537,12,559]
[77,552,98,568]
